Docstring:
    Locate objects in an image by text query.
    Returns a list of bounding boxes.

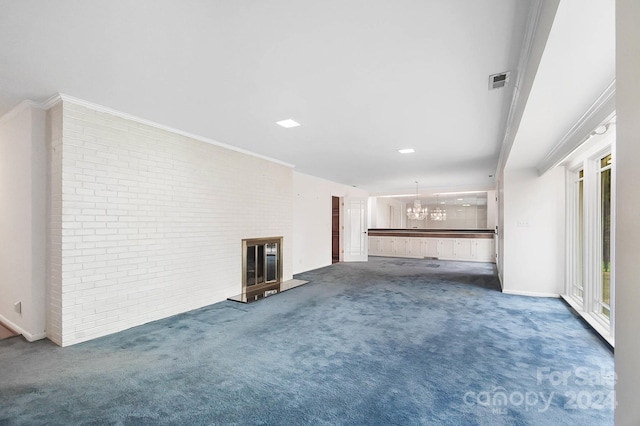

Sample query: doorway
[332,196,340,263]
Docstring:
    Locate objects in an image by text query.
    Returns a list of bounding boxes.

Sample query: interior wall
[497,172,505,287]
[410,205,487,229]
[615,0,640,423]
[47,103,63,344]
[0,102,47,340]
[502,167,565,297]
[486,189,497,231]
[367,197,377,228]
[373,197,404,228]
[292,172,368,275]
[372,196,489,230]
[51,100,294,346]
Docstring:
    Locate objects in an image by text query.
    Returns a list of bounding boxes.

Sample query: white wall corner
[0,102,48,341]
[0,99,47,126]
[501,167,565,296]
[0,313,46,342]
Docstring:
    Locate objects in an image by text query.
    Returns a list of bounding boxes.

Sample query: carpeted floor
[0,257,613,425]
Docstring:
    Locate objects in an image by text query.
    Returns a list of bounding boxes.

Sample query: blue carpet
[0,257,613,425]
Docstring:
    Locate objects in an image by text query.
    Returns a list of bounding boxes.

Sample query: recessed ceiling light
[398,148,415,154]
[463,204,471,207]
[276,119,300,128]
[457,198,463,201]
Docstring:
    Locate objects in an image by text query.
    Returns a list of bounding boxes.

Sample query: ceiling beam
[495,0,560,176]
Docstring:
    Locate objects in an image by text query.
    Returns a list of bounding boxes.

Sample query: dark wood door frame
[332,196,340,263]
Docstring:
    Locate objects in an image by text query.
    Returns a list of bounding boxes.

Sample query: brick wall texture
[49,101,293,345]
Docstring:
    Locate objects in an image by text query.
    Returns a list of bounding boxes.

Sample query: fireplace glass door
[242,237,282,301]
[246,242,278,287]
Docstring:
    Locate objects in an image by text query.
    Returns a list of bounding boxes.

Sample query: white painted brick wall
[47,103,63,345]
[52,101,293,346]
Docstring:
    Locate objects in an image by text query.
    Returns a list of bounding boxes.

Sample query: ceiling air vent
[489,71,510,90]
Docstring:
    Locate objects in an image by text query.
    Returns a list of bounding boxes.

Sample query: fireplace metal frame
[241,236,283,302]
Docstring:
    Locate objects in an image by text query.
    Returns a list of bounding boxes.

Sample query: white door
[343,197,368,262]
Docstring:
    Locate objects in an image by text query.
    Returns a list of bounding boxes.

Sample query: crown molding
[39,93,296,169]
[41,93,63,109]
[536,80,616,175]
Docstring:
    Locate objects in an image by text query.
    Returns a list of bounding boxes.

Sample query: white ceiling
[0,1,614,196]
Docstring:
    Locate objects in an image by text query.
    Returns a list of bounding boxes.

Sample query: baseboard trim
[23,332,47,342]
[0,314,46,342]
[368,254,496,264]
[560,295,614,349]
[502,289,560,298]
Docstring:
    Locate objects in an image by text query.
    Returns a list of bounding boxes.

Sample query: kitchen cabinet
[368,235,495,263]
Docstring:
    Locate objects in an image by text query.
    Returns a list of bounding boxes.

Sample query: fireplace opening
[241,237,283,302]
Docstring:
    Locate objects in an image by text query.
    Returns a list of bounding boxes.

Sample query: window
[565,146,615,345]
[569,169,585,300]
[597,154,612,319]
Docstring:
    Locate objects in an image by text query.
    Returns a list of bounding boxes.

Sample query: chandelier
[406,181,428,220]
[430,195,447,221]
